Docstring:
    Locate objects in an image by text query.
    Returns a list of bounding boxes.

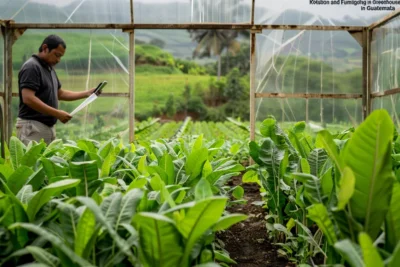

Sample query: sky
[29,0,400,21]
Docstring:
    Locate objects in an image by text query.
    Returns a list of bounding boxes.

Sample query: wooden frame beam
[369,8,400,30]
[8,22,364,31]
[370,88,400,98]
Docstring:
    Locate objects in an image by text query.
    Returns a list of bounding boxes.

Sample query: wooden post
[367,29,372,115]
[129,0,135,143]
[362,28,368,120]
[249,0,256,142]
[129,30,135,143]
[3,25,13,143]
[250,32,256,141]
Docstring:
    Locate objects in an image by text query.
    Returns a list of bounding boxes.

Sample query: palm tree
[188,30,241,80]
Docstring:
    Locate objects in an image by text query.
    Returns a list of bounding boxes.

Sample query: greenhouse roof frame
[1,0,400,147]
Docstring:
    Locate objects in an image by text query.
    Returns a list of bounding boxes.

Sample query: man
[16,34,101,145]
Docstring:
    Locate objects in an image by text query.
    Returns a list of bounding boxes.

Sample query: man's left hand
[87,87,103,97]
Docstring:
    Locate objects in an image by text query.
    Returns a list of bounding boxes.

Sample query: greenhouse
[1,0,400,266]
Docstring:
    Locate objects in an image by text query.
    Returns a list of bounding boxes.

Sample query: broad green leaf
[101,149,116,177]
[27,179,80,221]
[292,173,326,204]
[292,121,306,134]
[307,204,337,245]
[77,140,97,154]
[10,223,93,267]
[26,246,60,267]
[114,189,143,228]
[249,141,263,165]
[138,156,148,175]
[214,251,236,264]
[148,166,169,185]
[206,161,244,185]
[232,186,244,199]
[41,158,68,179]
[21,142,45,167]
[16,185,34,205]
[213,214,247,231]
[359,232,384,267]
[260,117,276,138]
[0,180,29,246]
[301,158,310,174]
[133,212,183,267]
[229,143,240,155]
[193,134,203,151]
[9,136,25,170]
[159,153,175,185]
[7,166,33,194]
[0,164,14,180]
[334,239,364,267]
[43,139,63,156]
[69,161,98,197]
[321,168,333,197]
[100,192,122,228]
[98,139,114,159]
[388,241,400,267]
[185,148,208,183]
[77,197,136,262]
[385,182,400,252]
[202,160,213,180]
[177,197,227,265]
[242,170,258,183]
[315,130,344,174]
[195,179,213,200]
[75,207,96,256]
[258,138,284,181]
[308,148,329,176]
[344,110,395,240]
[335,167,355,211]
[25,167,45,191]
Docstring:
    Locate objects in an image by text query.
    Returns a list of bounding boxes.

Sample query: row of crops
[0,135,248,266]
[1,109,399,266]
[246,110,400,266]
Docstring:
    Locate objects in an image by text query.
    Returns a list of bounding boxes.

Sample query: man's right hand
[56,110,72,124]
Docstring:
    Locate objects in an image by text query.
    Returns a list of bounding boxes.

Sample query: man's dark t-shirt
[18,55,61,127]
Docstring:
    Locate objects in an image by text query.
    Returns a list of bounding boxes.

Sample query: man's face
[42,44,65,66]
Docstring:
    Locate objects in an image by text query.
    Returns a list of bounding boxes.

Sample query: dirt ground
[218,176,293,267]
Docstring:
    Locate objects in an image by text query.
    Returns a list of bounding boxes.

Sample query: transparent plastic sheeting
[255,30,362,94]
[135,0,251,24]
[255,0,400,26]
[0,0,131,23]
[11,29,130,141]
[372,95,400,128]
[11,97,131,142]
[371,15,400,93]
[0,0,251,24]
[255,98,363,128]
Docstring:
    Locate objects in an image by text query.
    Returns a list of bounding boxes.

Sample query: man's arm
[22,88,72,123]
[58,89,92,101]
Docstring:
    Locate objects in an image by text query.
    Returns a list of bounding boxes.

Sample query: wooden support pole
[367,29,373,115]
[3,25,13,143]
[129,31,135,143]
[250,31,256,142]
[362,28,368,120]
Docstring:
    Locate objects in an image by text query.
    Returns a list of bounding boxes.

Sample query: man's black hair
[38,35,66,52]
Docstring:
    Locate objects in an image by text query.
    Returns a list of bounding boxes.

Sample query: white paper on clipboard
[70,81,107,116]
[70,93,98,116]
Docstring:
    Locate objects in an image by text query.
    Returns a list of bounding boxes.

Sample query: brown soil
[218,176,293,267]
